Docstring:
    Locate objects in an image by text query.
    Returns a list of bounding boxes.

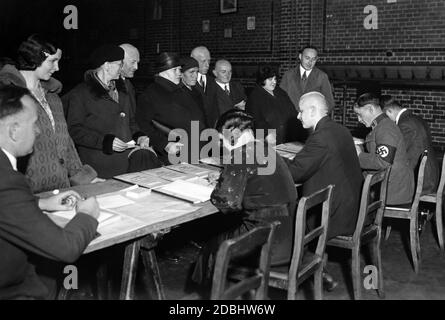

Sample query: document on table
[114,171,170,189]
[45,208,121,228]
[274,141,304,154]
[97,194,135,209]
[153,179,214,204]
[166,163,217,177]
[142,167,195,181]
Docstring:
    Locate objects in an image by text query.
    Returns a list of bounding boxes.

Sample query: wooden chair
[327,167,390,300]
[384,151,428,274]
[268,185,334,300]
[419,153,445,251]
[210,221,279,300]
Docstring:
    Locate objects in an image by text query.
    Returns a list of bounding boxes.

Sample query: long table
[41,179,218,299]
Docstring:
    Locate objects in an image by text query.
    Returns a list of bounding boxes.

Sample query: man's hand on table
[39,190,82,212]
[76,197,100,220]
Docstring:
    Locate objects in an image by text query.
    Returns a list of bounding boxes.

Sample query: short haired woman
[0,34,97,193]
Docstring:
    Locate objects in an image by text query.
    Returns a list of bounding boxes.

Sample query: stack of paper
[166,163,215,177]
[46,208,121,228]
[153,179,214,204]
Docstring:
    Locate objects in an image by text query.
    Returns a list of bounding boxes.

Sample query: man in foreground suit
[280,46,335,112]
[381,95,439,195]
[0,85,99,299]
[285,91,363,291]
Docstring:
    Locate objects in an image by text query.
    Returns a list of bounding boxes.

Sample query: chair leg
[314,265,323,300]
[385,225,392,241]
[370,236,385,298]
[409,216,421,274]
[435,198,444,251]
[351,246,361,300]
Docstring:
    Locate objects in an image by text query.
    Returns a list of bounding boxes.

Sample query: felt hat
[156,52,181,73]
[90,44,124,69]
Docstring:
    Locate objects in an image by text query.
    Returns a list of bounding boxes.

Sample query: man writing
[0,85,99,299]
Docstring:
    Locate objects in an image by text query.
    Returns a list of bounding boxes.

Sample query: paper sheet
[97,194,135,209]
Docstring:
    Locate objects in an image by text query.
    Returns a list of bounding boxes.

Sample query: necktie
[224,84,230,96]
[302,71,307,82]
[200,76,205,91]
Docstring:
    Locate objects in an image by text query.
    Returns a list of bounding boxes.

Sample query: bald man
[285,92,363,289]
[119,43,140,112]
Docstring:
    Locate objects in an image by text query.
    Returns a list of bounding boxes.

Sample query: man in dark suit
[280,45,335,112]
[381,95,439,194]
[191,46,219,128]
[285,91,363,290]
[207,59,247,120]
[0,85,99,299]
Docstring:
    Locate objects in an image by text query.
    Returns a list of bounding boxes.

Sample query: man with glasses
[281,45,335,113]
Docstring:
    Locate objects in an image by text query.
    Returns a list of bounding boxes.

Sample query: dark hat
[90,44,124,69]
[156,52,181,73]
[180,57,199,72]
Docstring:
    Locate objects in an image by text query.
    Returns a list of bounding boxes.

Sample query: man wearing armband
[353,92,414,206]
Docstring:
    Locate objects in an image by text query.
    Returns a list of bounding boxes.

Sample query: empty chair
[268,185,334,300]
[384,150,428,273]
[419,153,445,251]
[327,167,390,300]
[211,221,279,300]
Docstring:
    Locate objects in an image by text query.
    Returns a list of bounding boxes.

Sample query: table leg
[119,240,141,300]
[140,236,166,300]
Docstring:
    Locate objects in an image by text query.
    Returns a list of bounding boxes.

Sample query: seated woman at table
[0,34,98,193]
[191,109,297,288]
[246,65,304,145]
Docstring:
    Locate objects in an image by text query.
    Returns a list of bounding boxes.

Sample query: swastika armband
[375,144,396,164]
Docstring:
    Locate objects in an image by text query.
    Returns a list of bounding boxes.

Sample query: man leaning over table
[0,85,99,299]
[353,92,414,206]
[284,91,363,291]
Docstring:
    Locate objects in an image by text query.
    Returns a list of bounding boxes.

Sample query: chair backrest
[352,167,390,241]
[411,150,428,212]
[288,185,334,283]
[436,152,445,196]
[210,221,279,300]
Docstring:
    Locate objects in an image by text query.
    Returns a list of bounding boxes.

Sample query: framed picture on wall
[220,0,237,14]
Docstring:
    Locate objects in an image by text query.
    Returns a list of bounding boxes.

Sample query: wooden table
[41,179,218,300]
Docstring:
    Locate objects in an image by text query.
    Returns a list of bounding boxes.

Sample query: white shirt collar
[1,148,17,171]
[395,108,407,125]
[198,73,206,84]
[300,65,313,78]
[216,81,229,91]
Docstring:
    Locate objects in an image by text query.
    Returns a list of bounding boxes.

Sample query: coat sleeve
[359,124,398,170]
[285,132,327,183]
[320,72,335,110]
[0,171,98,263]
[64,91,115,153]
[398,120,422,169]
[246,91,268,130]
[136,91,169,153]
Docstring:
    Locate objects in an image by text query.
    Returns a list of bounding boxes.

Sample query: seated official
[192,109,297,288]
[0,85,99,299]
[63,45,159,178]
[246,65,302,145]
[353,93,414,205]
[381,95,439,195]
